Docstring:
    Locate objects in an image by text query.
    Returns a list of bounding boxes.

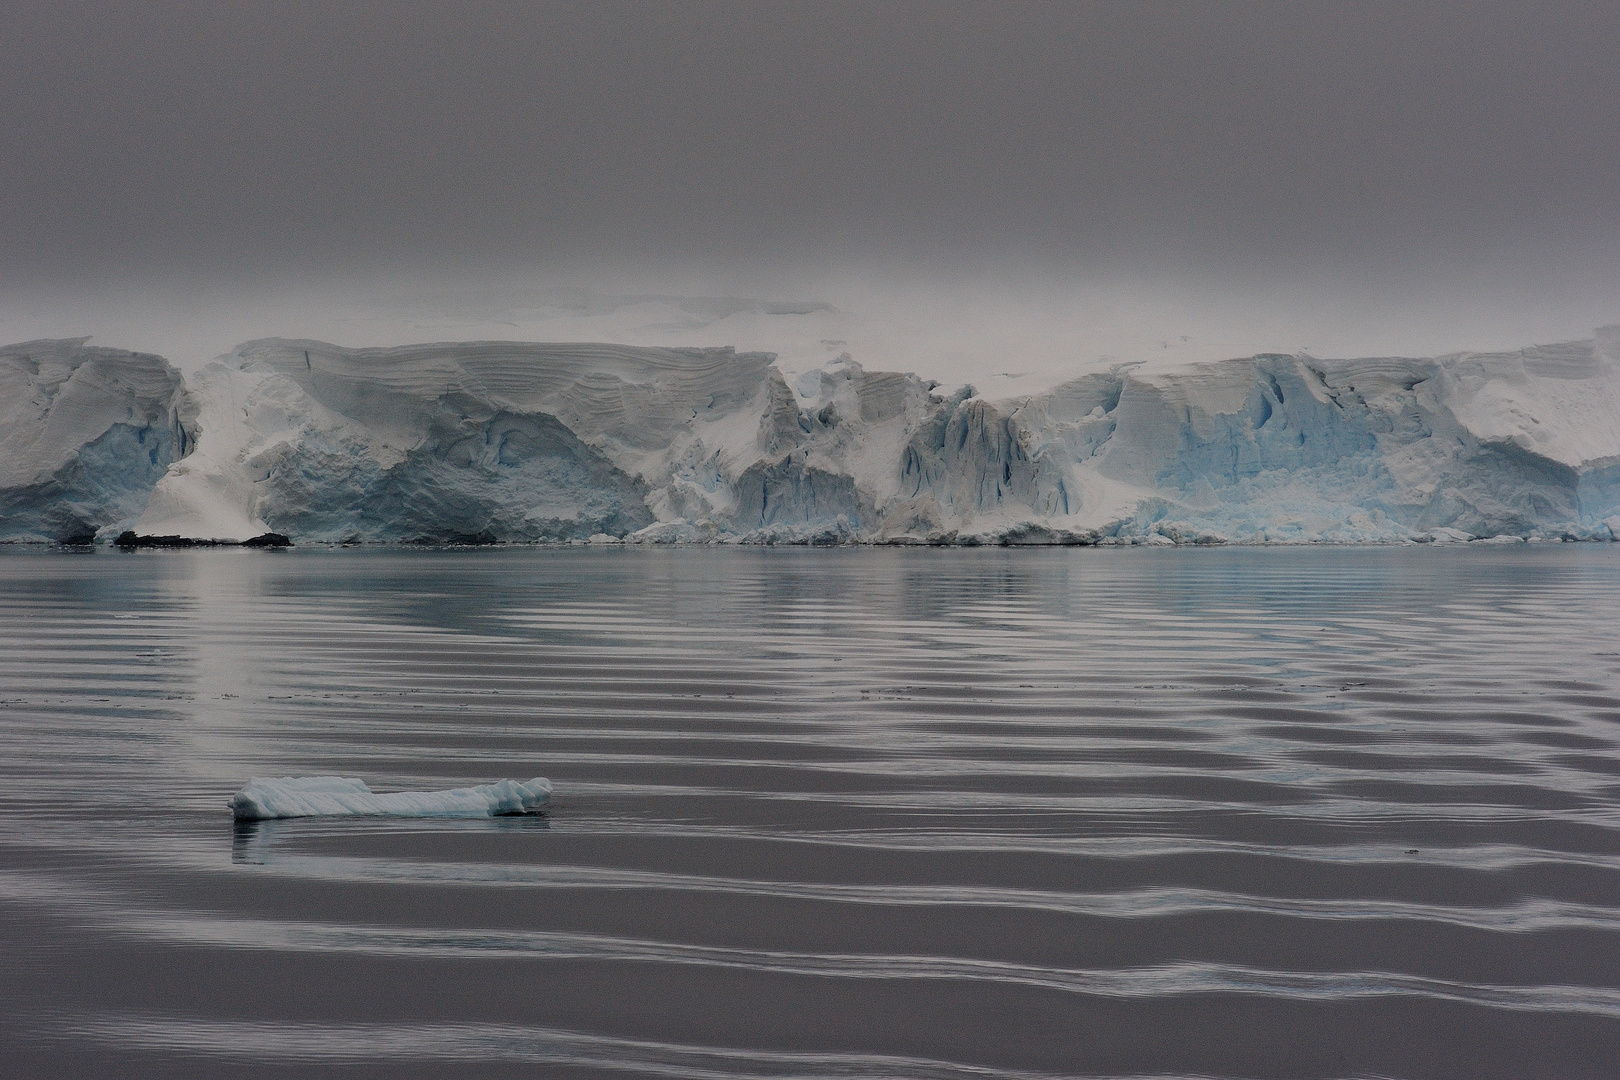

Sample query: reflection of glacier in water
[4,546,1620,1078]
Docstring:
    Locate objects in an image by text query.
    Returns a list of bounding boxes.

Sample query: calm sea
[2,546,1618,1078]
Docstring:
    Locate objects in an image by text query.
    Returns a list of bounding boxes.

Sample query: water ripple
[4,546,1620,1077]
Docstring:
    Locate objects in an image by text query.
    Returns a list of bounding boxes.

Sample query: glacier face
[5,328,1620,545]
[0,339,192,542]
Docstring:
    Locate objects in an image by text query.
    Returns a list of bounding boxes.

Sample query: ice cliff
[0,339,192,542]
[5,329,1620,545]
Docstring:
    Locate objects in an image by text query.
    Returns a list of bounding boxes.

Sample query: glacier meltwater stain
[1,545,1618,1078]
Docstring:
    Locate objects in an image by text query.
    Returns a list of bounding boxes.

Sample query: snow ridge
[4,329,1620,545]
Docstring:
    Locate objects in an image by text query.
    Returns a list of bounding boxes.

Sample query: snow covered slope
[6,329,1620,544]
[0,339,192,542]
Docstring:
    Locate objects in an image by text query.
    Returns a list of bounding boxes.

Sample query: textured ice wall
[5,329,1619,544]
[137,339,771,541]
[0,339,192,542]
[913,333,1620,543]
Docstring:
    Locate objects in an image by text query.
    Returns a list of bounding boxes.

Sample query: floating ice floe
[230,775,551,820]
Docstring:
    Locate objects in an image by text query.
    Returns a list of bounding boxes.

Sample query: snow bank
[230,775,552,820]
[6,327,1620,545]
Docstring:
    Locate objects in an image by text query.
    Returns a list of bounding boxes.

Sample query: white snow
[230,775,552,820]
[6,326,1620,545]
[131,360,274,541]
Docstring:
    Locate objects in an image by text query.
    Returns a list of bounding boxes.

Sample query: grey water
[2,546,1619,1079]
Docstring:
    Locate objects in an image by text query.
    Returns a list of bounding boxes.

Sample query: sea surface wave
[2,546,1618,1078]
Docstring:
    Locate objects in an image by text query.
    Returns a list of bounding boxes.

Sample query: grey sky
[3,1,1618,368]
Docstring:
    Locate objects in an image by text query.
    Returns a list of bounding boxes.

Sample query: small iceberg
[230,775,551,821]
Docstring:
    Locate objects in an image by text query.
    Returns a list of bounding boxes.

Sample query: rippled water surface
[3,545,1620,1079]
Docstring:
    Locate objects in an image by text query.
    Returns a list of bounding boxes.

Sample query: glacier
[0,338,192,543]
[4,328,1620,545]
[230,775,552,820]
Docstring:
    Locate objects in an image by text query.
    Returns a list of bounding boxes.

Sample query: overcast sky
[3,1,1618,372]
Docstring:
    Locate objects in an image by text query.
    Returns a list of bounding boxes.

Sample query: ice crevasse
[4,328,1620,545]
